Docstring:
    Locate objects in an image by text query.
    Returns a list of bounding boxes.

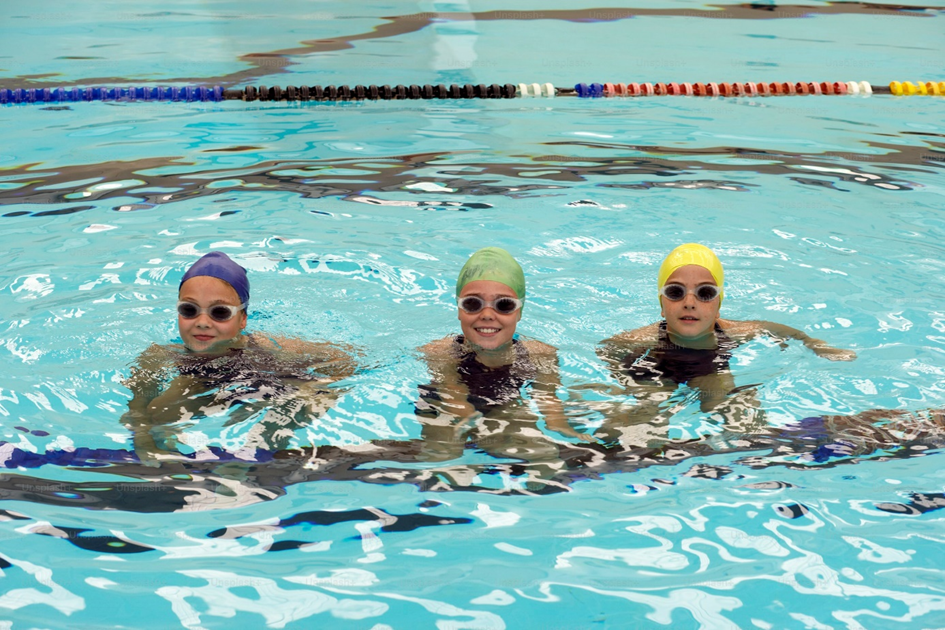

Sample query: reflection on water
[1,408,942,511]
[1,436,944,627]
[1,139,932,217]
[7,3,939,88]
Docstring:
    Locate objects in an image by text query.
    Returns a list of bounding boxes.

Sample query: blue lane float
[0,86,225,104]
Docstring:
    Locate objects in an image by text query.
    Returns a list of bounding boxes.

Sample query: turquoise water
[2,1,945,628]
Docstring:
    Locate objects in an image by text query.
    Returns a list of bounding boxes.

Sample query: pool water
[1,1,945,628]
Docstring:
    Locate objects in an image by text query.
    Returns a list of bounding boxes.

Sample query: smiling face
[660,265,721,346]
[457,280,522,351]
[178,276,247,353]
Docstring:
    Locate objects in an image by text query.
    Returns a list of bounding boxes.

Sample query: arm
[413,337,482,461]
[595,323,682,402]
[597,323,661,366]
[121,344,189,460]
[248,332,358,381]
[417,337,482,420]
[724,320,856,361]
[523,340,596,442]
[122,344,167,417]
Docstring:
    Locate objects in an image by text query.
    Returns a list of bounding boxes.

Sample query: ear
[659,297,665,319]
[239,311,248,331]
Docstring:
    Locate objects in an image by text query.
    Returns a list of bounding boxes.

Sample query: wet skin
[457,279,522,357]
[177,276,247,353]
[659,265,721,349]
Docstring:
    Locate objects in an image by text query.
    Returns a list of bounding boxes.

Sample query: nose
[194,312,213,328]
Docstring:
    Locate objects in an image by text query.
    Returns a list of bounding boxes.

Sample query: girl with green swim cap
[594,243,856,445]
[416,247,593,470]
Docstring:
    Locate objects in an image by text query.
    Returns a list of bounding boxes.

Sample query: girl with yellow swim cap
[416,247,593,467]
[595,243,856,441]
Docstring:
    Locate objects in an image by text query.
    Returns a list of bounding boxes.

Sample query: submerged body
[594,244,855,446]
[415,248,590,480]
[123,251,355,457]
[417,333,584,464]
[124,335,355,455]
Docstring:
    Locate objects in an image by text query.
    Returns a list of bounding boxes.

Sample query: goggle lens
[662,284,686,301]
[177,302,199,318]
[695,285,720,302]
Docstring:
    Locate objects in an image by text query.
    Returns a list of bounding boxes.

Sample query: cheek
[220,318,242,336]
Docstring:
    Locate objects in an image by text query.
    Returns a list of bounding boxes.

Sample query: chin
[481,336,514,350]
[185,338,216,351]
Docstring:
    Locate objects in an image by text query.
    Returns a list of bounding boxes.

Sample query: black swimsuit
[621,321,736,385]
[175,345,323,406]
[454,336,536,415]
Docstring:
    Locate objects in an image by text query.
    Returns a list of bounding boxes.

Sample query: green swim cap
[455,247,526,300]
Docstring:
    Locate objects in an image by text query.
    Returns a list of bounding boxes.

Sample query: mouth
[474,327,501,335]
[678,316,699,322]
[193,335,215,342]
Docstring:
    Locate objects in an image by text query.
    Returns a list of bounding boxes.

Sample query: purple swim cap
[179,251,250,305]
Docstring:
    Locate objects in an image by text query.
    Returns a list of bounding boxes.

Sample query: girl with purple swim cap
[122,252,356,459]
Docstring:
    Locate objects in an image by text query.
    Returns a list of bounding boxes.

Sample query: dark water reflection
[1,408,942,514]
[2,140,936,218]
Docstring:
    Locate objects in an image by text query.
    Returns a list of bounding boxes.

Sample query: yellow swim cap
[657,243,724,304]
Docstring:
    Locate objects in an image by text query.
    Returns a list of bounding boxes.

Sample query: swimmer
[593,243,856,445]
[416,247,593,474]
[122,251,355,458]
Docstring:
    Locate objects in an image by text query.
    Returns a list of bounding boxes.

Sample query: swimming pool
[2,1,945,628]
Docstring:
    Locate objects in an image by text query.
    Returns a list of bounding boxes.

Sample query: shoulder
[135,343,178,370]
[125,343,178,387]
[248,332,353,360]
[518,337,557,358]
[716,318,753,335]
[599,322,661,350]
[719,319,804,340]
[419,335,460,359]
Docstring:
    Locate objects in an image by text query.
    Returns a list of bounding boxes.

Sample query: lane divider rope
[0,81,942,103]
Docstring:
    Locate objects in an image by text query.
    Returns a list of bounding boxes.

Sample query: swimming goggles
[458,295,523,315]
[177,301,246,322]
[660,283,721,303]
